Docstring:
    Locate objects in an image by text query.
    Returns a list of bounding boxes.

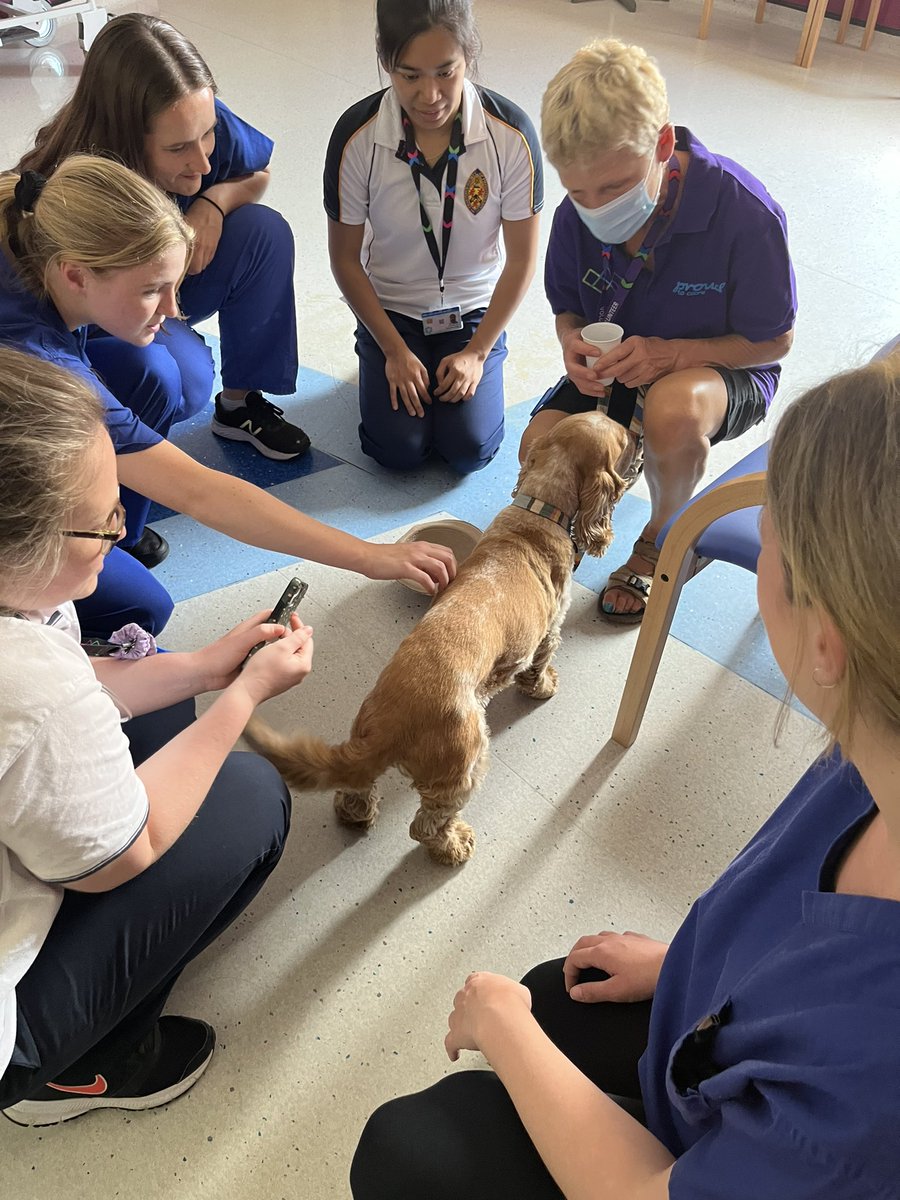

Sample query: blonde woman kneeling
[0,157,455,641]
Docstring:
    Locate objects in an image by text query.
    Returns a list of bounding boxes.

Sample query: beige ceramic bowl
[397,518,483,593]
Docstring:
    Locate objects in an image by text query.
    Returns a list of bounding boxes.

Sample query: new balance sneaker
[211,391,311,460]
[2,1016,215,1128]
[122,525,169,569]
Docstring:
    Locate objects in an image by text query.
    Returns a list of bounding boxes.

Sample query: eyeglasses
[62,501,126,556]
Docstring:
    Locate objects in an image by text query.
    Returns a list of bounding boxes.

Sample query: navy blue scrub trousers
[75,546,175,641]
[355,308,508,474]
[0,698,291,1108]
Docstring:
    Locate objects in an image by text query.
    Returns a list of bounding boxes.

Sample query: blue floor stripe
[146,343,343,523]
[151,353,794,707]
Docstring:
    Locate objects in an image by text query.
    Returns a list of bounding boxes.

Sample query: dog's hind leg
[334,786,380,829]
[409,733,490,866]
[405,708,489,865]
[409,793,476,866]
[515,628,561,700]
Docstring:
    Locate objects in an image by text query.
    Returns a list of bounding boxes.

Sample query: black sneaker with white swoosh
[211,390,311,460]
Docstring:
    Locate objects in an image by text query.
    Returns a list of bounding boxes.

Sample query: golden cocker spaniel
[244,412,630,865]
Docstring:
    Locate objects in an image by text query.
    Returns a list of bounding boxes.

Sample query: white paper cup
[397,518,483,594]
[581,321,624,385]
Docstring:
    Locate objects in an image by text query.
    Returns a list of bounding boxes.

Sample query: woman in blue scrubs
[0,157,455,640]
[15,12,307,567]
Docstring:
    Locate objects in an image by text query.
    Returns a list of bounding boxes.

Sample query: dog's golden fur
[244,412,630,865]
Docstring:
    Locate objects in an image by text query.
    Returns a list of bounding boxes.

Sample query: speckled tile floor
[1,0,897,1195]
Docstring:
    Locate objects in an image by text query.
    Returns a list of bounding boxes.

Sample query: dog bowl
[397,518,483,593]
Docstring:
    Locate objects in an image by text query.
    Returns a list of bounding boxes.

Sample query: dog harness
[510,492,584,568]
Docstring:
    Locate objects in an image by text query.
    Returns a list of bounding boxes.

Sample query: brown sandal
[599,536,659,625]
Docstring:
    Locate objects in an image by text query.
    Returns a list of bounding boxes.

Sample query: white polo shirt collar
[372,78,488,152]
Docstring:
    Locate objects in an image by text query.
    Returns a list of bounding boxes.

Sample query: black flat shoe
[122,526,169,569]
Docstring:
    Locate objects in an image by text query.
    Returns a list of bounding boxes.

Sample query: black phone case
[244,577,309,662]
[267,577,309,626]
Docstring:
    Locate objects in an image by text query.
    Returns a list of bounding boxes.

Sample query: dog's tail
[243,714,392,792]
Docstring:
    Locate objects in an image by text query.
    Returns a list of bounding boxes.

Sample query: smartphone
[244,576,309,662]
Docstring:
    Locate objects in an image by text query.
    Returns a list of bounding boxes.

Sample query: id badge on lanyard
[399,106,466,336]
[422,305,463,335]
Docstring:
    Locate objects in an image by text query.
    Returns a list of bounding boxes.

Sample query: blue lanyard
[398,107,464,300]
[598,155,682,324]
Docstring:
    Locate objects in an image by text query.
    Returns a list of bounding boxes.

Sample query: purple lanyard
[597,155,682,324]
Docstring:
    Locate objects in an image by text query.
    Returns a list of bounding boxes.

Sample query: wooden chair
[698,0,884,67]
[835,0,885,50]
[612,334,899,748]
[611,444,767,749]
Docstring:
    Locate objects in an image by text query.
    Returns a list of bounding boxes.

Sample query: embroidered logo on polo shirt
[673,281,726,297]
[464,169,488,215]
[582,268,611,294]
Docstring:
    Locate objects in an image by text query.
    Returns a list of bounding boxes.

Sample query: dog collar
[511,492,574,536]
[510,493,584,569]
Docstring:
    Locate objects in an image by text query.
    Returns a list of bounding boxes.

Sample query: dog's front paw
[516,665,559,700]
[424,818,476,867]
[334,788,379,829]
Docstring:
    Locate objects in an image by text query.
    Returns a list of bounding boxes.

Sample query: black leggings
[350,958,652,1200]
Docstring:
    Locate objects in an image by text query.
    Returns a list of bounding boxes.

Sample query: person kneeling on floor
[0,157,456,643]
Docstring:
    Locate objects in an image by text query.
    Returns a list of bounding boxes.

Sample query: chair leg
[611,469,766,748]
[611,545,702,749]
[755,0,767,22]
[836,0,855,42]
[796,0,829,66]
[795,0,819,65]
[698,0,715,40]
[861,0,883,48]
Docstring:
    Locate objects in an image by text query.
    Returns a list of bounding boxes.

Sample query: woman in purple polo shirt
[350,353,900,1200]
[520,39,796,624]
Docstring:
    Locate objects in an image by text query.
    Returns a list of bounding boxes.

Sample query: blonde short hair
[541,39,669,168]
[0,347,106,604]
[767,353,900,749]
[0,153,193,295]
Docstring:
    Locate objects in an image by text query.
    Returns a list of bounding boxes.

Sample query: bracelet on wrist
[193,193,226,221]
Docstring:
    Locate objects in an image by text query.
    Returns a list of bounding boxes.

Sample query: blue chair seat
[658,442,769,573]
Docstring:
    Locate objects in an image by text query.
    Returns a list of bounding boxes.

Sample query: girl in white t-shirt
[0,347,312,1126]
[325,0,543,473]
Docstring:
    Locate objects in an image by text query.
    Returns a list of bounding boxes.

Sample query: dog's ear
[573,463,627,557]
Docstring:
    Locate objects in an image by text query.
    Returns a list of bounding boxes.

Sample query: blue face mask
[570,160,660,245]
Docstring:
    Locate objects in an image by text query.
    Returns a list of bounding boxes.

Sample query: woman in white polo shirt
[0,348,313,1125]
[325,0,542,474]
